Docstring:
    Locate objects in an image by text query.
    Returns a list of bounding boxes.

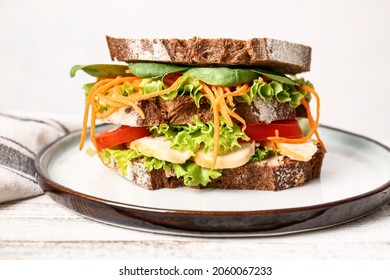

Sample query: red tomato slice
[245,119,303,141]
[95,125,151,150]
[163,72,182,86]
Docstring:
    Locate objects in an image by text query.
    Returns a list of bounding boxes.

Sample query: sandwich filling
[72,63,325,187]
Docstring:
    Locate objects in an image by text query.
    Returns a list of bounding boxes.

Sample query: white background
[1,0,389,145]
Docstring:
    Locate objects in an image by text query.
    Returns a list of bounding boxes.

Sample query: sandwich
[71,36,326,191]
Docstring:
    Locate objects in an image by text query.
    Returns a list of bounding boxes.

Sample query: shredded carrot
[101,95,145,118]
[267,84,326,152]
[223,87,235,106]
[213,86,233,127]
[197,82,251,168]
[216,84,249,129]
[301,99,327,152]
[301,99,315,128]
[200,82,220,168]
[79,78,113,150]
[226,107,247,131]
[80,76,182,155]
[214,84,249,103]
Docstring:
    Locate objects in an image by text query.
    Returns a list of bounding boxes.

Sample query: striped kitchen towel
[0,111,80,203]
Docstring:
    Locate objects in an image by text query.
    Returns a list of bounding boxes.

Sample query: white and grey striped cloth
[0,111,80,203]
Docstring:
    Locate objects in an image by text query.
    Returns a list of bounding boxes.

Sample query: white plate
[35,125,390,237]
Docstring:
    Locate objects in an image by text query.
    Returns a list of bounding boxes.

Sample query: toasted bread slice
[106,36,311,74]
[117,146,325,191]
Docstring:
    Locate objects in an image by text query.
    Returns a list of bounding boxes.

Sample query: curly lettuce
[144,157,222,187]
[159,75,203,105]
[235,77,313,108]
[249,146,277,163]
[100,148,142,175]
[150,116,250,156]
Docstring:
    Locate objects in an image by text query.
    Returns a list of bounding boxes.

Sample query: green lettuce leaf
[82,82,95,97]
[185,80,204,107]
[171,162,221,187]
[249,146,277,163]
[138,78,164,94]
[184,67,259,86]
[294,77,314,103]
[159,75,203,106]
[143,157,222,187]
[250,68,296,85]
[128,62,189,78]
[150,116,249,156]
[70,64,129,78]
[118,82,137,96]
[126,62,295,87]
[244,77,312,108]
[143,157,170,172]
[100,148,142,176]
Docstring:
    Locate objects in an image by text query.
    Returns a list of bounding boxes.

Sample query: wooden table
[1,194,389,259]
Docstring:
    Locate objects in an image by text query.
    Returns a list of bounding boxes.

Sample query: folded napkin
[0,111,80,203]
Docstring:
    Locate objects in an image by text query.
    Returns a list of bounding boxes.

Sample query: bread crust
[106,36,311,74]
[120,147,325,191]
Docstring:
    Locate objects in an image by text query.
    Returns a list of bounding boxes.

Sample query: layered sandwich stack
[71,36,326,191]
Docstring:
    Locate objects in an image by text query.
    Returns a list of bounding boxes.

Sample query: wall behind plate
[1,0,389,143]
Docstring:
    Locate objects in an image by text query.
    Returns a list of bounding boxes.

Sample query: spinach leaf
[184,67,259,86]
[250,68,296,85]
[128,62,189,78]
[70,64,129,78]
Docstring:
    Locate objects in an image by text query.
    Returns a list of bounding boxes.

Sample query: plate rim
[34,124,390,216]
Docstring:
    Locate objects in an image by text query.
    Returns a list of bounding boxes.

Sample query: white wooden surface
[0,194,389,260]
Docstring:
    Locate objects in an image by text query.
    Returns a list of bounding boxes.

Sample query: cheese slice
[129,136,191,164]
[193,142,255,169]
[277,141,318,162]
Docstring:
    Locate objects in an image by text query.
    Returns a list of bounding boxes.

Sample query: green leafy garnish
[138,78,164,94]
[171,162,221,187]
[150,116,249,156]
[250,68,296,85]
[127,63,294,87]
[128,62,189,78]
[100,148,142,175]
[249,146,277,163]
[70,64,129,78]
[158,75,203,105]
[82,82,95,96]
[240,79,310,108]
[143,157,222,187]
[184,67,259,86]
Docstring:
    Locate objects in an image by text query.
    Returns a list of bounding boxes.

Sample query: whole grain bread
[121,146,325,191]
[106,36,311,74]
[102,95,306,127]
